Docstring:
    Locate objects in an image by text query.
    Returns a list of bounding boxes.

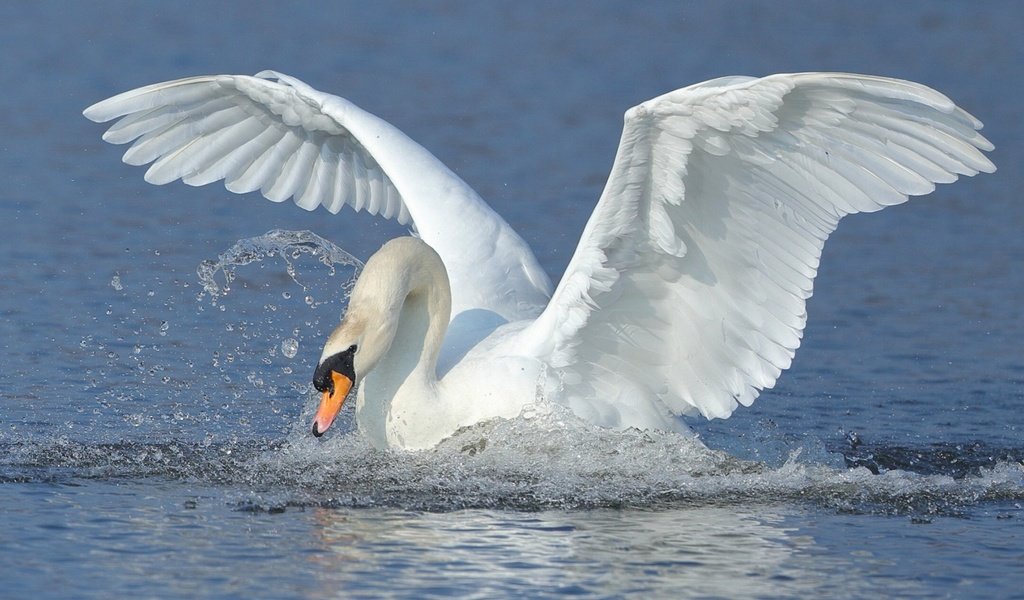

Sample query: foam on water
[3,413,1022,515]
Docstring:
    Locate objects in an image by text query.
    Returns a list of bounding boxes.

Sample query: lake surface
[2,1,1022,597]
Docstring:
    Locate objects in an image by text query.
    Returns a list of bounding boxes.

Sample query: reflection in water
[306,506,923,597]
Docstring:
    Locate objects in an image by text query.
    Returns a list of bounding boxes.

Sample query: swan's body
[84,71,994,450]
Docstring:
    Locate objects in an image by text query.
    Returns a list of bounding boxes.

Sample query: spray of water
[196,229,362,302]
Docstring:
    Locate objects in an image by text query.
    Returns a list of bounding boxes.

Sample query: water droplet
[282,291,292,300]
[110,275,123,291]
[247,372,264,388]
[281,338,299,359]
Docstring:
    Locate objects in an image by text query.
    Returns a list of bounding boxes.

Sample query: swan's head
[309,237,449,437]
[309,305,392,437]
[311,339,356,437]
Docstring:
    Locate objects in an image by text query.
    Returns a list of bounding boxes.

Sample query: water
[2,1,1023,597]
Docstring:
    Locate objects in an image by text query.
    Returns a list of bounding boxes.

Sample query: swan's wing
[521,73,994,429]
[83,71,552,320]
[84,72,413,222]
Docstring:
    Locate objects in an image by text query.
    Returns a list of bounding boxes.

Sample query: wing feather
[295,144,333,211]
[223,126,291,194]
[181,117,268,186]
[520,72,994,429]
[85,73,412,225]
[258,131,308,202]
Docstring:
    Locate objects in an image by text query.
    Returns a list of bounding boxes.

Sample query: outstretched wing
[84,71,551,320]
[521,73,994,430]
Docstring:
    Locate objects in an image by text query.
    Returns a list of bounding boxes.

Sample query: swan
[83,71,995,450]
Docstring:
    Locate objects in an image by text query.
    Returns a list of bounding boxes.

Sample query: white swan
[84,71,994,450]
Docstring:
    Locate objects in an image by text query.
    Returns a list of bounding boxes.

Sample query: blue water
[2,1,1023,597]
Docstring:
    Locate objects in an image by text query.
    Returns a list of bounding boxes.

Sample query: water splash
[4,407,1022,515]
[196,229,362,302]
[56,230,365,444]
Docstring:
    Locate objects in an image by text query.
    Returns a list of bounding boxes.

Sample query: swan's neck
[353,239,452,448]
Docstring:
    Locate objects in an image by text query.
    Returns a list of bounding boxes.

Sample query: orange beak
[311,371,352,437]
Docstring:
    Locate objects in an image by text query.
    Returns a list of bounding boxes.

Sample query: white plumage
[84,71,994,449]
